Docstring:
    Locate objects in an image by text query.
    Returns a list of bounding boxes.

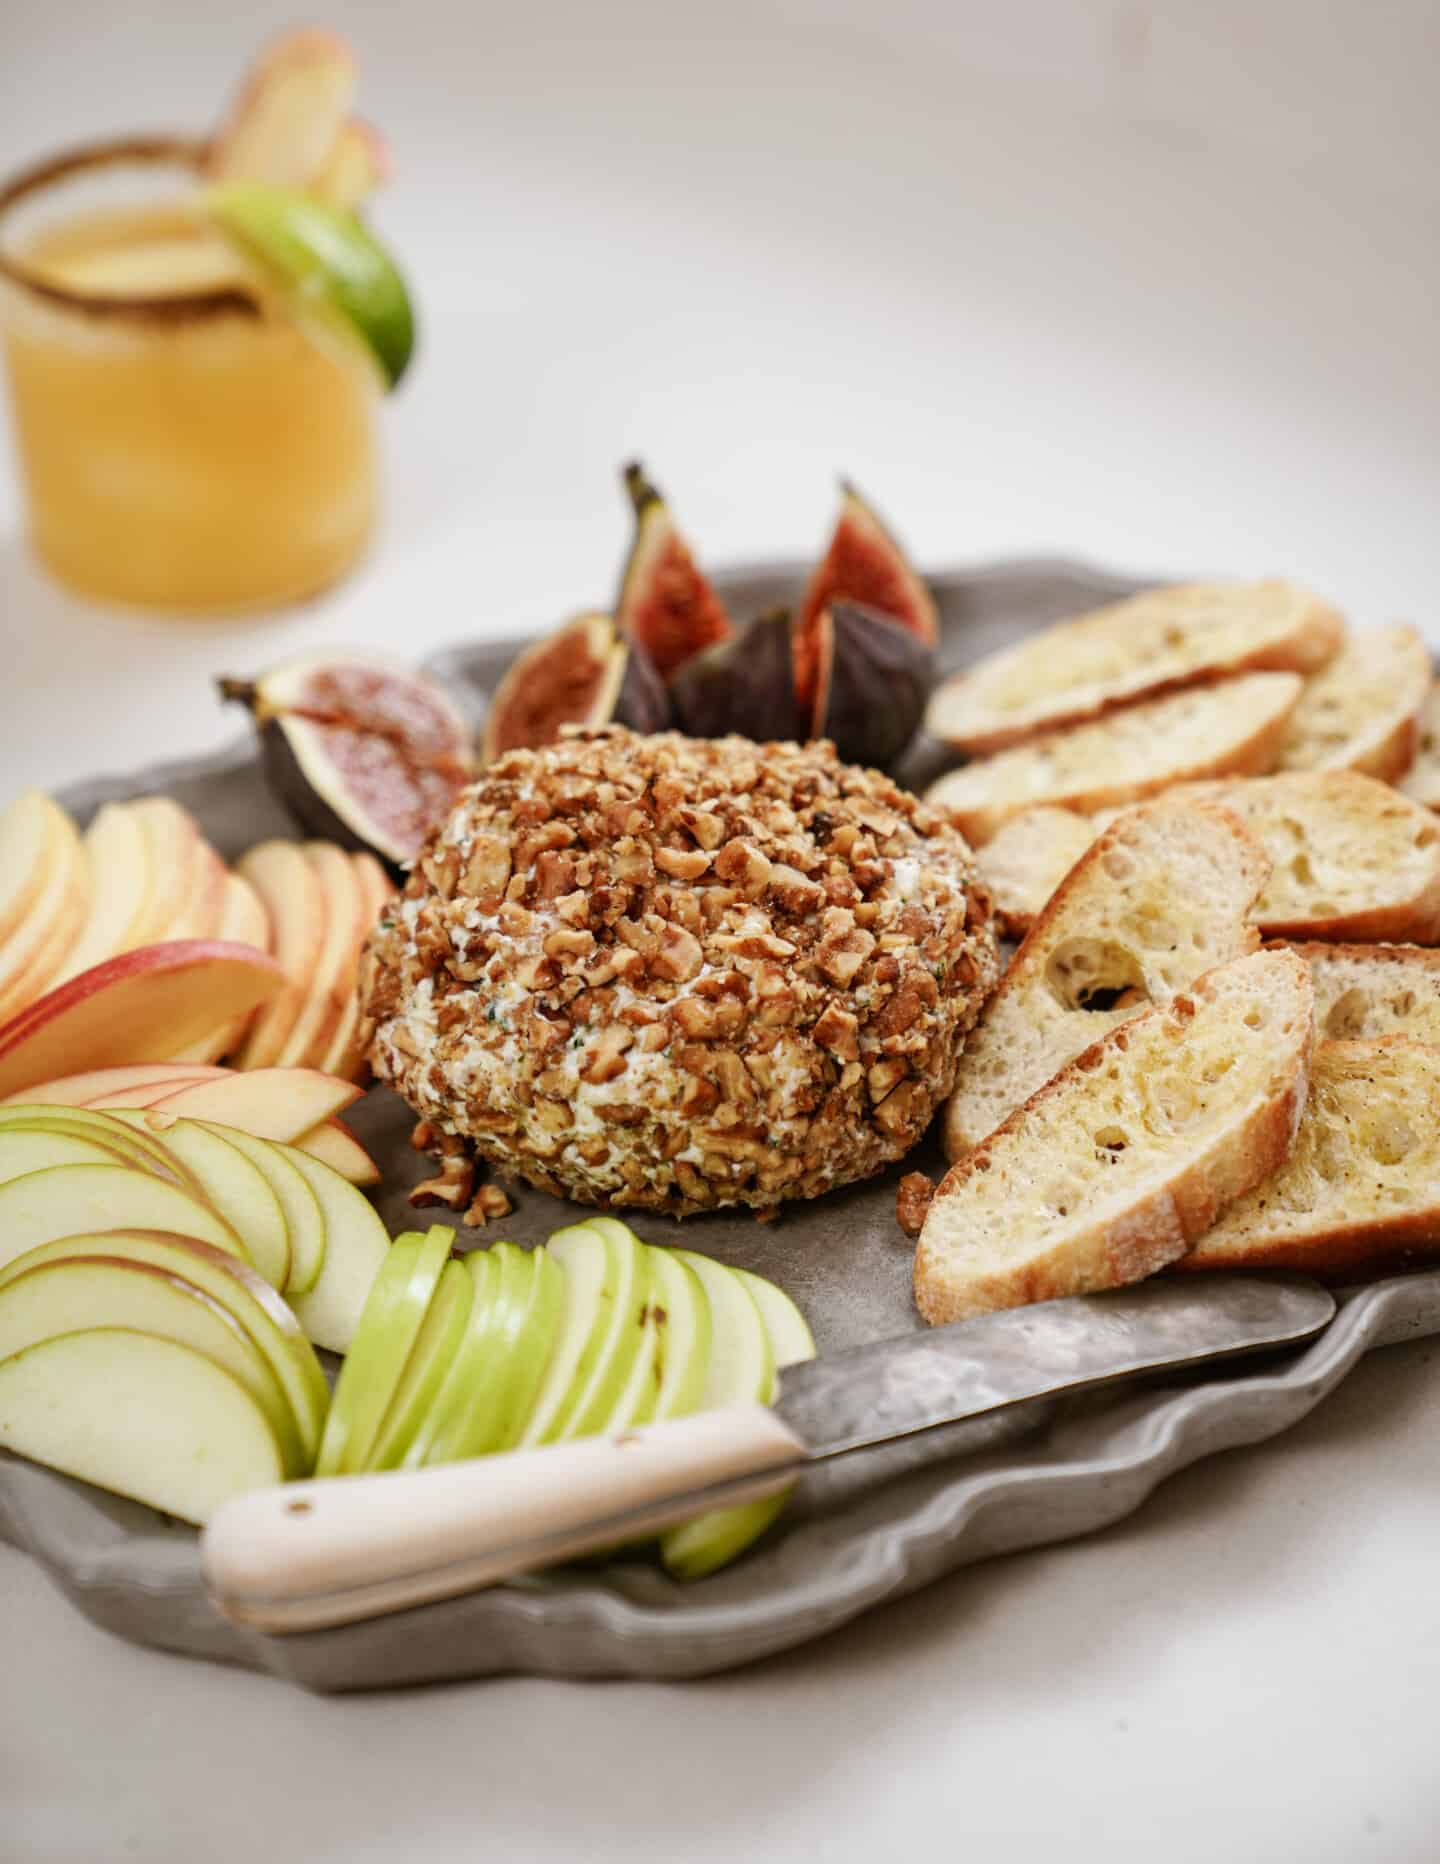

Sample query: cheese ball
[361,728,999,1216]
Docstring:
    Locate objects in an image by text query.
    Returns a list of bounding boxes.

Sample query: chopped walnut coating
[896,1170,936,1238]
[364,728,999,1216]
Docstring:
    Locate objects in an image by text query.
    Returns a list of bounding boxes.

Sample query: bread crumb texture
[361,728,1000,1215]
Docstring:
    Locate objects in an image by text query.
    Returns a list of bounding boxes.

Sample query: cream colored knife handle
[202,1402,807,1634]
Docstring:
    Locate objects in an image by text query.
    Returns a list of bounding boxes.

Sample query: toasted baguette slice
[943,795,1269,1159]
[925,580,1343,754]
[915,950,1314,1323]
[924,672,1301,845]
[1183,1037,1440,1280]
[1280,941,1440,1045]
[1400,684,1440,808]
[1275,621,1430,782]
[976,807,1098,938]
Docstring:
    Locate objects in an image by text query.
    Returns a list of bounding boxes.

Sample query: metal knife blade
[774,1273,1336,1464]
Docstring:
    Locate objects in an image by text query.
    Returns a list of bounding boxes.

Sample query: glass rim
[0,132,261,326]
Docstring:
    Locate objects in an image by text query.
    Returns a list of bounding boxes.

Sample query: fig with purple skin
[479,612,670,763]
[793,482,938,717]
[615,462,733,682]
[219,653,473,872]
[807,603,934,770]
[669,609,800,743]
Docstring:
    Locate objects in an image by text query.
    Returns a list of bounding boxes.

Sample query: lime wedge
[204,181,415,388]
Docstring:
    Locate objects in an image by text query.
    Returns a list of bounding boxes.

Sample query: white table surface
[3,5,1439,1858]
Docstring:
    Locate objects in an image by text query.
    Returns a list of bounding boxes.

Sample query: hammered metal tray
[4,557,1437,1691]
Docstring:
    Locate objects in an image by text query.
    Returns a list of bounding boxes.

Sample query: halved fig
[794,482,938,716]
[807,603,934,769]
[615,462,733,681]
[220,652,472,871]
[670,609,800,743]
[479,612,669,763]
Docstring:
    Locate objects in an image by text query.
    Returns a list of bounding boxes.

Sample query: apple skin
[364,1256,474,1471]
[141,1067,361,1141]
[208,28,357,189]
[234,843,327,1071]
[518,1224,637,1448]
[0,807,90,1025]
[645,1247,712,1423]
[0,1105,199,1186]
[277,844,366,1071]
[0,942,286,1101]
[0,1327,286,1525]
[0,1255,307,1475]
[0,1229,328,1462]
[0,1063,226,1107]
[52,803,153,986]
[290,1119,380,1187]
[0,791,72,950]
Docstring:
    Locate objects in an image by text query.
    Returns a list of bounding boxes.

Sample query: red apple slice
[0,813,91,1025]
[0,792,81,951]
[0,1062,228,1108]
[127,799,203,946]
[291,1118,381,1187]
[279,844,366,1070]
[52,803,155,986]
[208,29,357,189]
[0,942,285,1101]
[171,872,273,1066]
[170,839,230,941]
[235,842,326,1071]
[144,1067,361,1143]
[321,850,394,1081]
[310,116,390,209]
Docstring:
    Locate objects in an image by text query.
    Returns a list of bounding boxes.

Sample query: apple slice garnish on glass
[207,28,357,189]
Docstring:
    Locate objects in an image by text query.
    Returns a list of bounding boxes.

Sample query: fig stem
[216,676,260,710]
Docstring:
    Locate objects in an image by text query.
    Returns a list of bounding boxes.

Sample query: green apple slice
[111,1115,291,1292]
[733,1268,817,1371]
[402,1245,506,1466]
[204,182,415,388]
[283,1146,391,1353]
[578,1218,667,1433]
[0,1128,140,1182]
[644,1246,713,1423]
[521,1221,651,1446]
[659,1253,777,1582]
[0,1327,285,1525]
[195,1123,325,1295]
[0,1256,308,1476]
[483,1246,565,1454]
[0,1106,192,1184]
[0,1230,328,1463]
[363,1256,474,1471]
[0,1164,244,1275]
[315,1225,451,1474]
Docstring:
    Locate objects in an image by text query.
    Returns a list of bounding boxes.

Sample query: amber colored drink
[0,139,377,613]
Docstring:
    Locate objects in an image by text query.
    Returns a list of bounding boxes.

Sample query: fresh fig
[219,652,473,871]
[479,611,670,762]
[793,482,939,715]
[670,608,800,742]
[615,461,733,681]
[807,602,934,769]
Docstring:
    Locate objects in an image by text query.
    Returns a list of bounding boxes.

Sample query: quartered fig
[669,608,800,743]
[615,461,733,681]
[807,602,934,769]
[793,482,938,716]
[219,652,472,871]
[479,611,670,762]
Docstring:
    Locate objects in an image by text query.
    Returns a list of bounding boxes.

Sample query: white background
[2,3,1439,1859]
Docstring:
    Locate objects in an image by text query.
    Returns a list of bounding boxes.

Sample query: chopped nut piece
[464,1183,514,1226]
[653,923,704,982]
[581,1024,635,1084]
[656,845,713,881]
[465,835,512,898]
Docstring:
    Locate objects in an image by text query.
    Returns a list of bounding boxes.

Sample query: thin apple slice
[320,851,394,1081]
[197,1123,325,1296]
[363,1255,474,1472]
[170,874,274,1066]
[279,844,365,1070]
[80,1077,226,1110]
[117,1113,291,1291]
[645,1246,713,1422]
[0,1257,307,1475]
[124,799,203,946]
[234,843,326,1071]
[289,1118,380,1187]
[0,1163,244,1275]
[0,1128,139,1182]
[284,1147,393,1353]
[0,791,74,950]
[315,1225,451,1473]
[551,1221,654,1442]
[209,29,357,188]
[0,1231,328,1463]
[0,810,89,1025]
[0,942,285,1102]
[52,803,154,985]
[143,1067,361,1140]
[517,1224,636,1448]
[402,1244,541,1467]
[311,116,390,209]
[0,1105,197,1185]
[1,1063,227,1107]
[169,840,229,942]
[580,1218,667,1433]
[0,1327,285,1525]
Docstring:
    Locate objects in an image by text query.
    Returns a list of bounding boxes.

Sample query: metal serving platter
[3,557,1437,1691]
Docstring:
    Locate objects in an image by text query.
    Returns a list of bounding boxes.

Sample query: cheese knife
[202,1273,1334,1633]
